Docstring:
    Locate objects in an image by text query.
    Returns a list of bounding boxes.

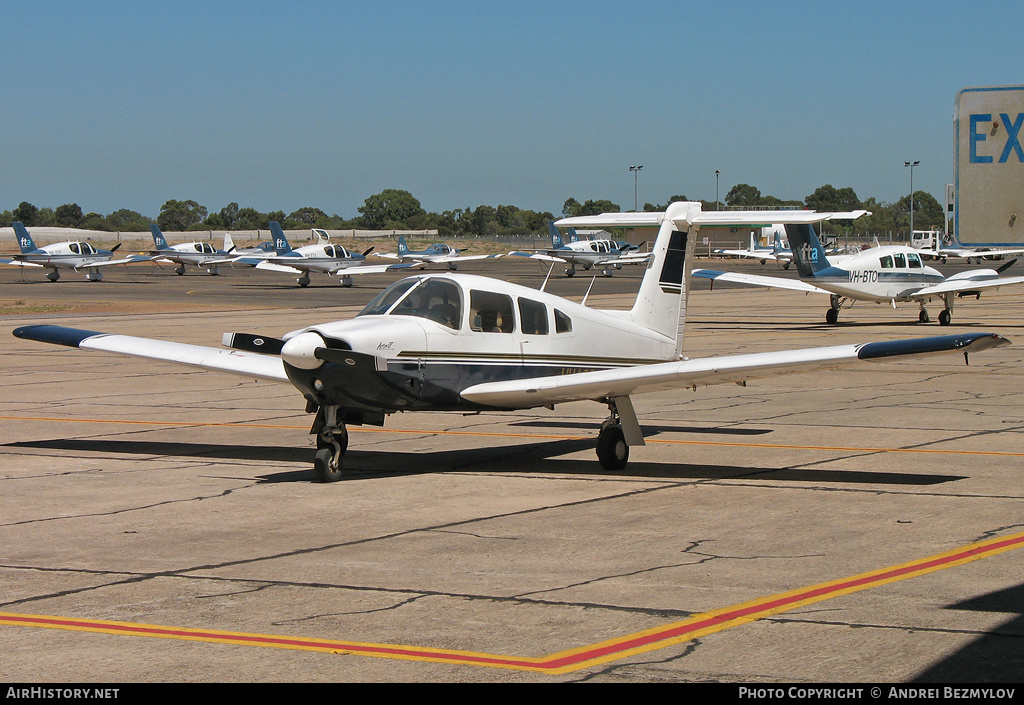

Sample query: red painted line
[3,531,1023,673]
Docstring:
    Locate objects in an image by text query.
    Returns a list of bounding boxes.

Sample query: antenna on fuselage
[581,276,597,307]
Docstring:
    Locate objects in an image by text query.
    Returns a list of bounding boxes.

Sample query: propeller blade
[996,258,1017,274]
[221,333,285,356]
[314,347,384,371]
[110,243,122,252]
[362,246,375,257]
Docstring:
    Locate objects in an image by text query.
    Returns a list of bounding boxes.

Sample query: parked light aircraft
[222,232,275,257]
[0,222,150,281]
[226,222,424,287]
[375,235,502,270]
[149,225,231,275]
[911,230,1024,264]
[715,226,794,267]
[510,221,651,277]
[13,202,1010,482]
[693,220,1024,325]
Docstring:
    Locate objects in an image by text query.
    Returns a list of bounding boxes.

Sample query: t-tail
[546,221,566,249]
[784,223,831,278]
[268,222,293,255]
[149,224,171,251]
[12,222,37,253]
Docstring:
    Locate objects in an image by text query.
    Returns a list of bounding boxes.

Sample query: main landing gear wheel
[825,307,839,324]
[46,270,60,282]
[939,309,952,326]
[175,264,186,275]
[297,274,311,287]
[597,424,629,471]
[565,268,576,277]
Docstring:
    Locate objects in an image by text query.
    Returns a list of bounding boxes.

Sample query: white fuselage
[806,245,946,301]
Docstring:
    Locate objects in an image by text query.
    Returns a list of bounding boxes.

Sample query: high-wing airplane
[149,224,231,275]
[226,222,425,287]
[510,221,651,277]
[0,222,151,281]
[374,235,502,270]
[13,202,1010,482]
[911,230,1024,264]
[693,219,1024,325]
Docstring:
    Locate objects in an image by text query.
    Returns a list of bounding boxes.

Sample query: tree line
[4,183,946,239]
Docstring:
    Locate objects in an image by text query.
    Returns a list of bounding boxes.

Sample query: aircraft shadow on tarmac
[6,437,965,486]
[911,582,1024,683]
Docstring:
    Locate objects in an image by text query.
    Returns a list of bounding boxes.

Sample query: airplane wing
[327,262,427,275]
[12,325,289,382]
[86,255,155,268]
[0,258,44,268]
[908,274,1024,298]
[460,333,1009,408]
[713,249,781,261]
[557,209,870,229]
[691,268,829,293]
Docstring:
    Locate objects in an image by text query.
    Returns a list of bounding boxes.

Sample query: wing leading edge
[12,325,289,382]
[459,333,1009,408]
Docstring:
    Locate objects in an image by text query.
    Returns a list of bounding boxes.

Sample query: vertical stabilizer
[547,221,566,249]
[12,222,37,253]
[397,236,409,255]
[628,201,699,356]
[149,224,170,251]
[784,223,830,277]
[269,222,292,255]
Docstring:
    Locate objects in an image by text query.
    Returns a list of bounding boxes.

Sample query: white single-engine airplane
[715,226,794,267]
[374,235,502,270]
[13,202,1010,482]
[149,224,231,276]
[510,221,650,277]
[1,222,151,281]
[224,222,425,287]
[693,219,1024,325]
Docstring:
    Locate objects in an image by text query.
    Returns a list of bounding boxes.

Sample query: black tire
[939,309,951,326]
[314,448,344,482]
[919,309,930,323]
[596,425,629,471]
[825,308,839,324]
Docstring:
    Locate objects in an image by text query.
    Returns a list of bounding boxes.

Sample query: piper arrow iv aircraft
[693,218,1024,325]
[149,224,231,275]
[375,235,502,270]
[0,222,151,281]
[13,202,1011,482]
[510,221,651,277]
[226,222,425,287]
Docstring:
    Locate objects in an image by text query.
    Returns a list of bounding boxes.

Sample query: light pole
[905,160,919,237]
[630,165,643,211]
[715,170,721,210]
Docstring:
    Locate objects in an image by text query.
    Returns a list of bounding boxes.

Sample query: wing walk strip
[2,415,1024,458]
[2,532,1023,674]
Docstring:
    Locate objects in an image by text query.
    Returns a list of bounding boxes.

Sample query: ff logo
[970,113,1024,163]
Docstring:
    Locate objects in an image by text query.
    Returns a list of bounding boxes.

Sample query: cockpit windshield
[357,277,462,329]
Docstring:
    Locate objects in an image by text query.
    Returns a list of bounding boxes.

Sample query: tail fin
[269,222,292,255]
[149,224,170,250]
[628,201,699,356]
[546,221,565,248]
[397,236,409,255]
[784,223,830,277]
[12,222,37,253]
[223,232,235,252]
[567,228,580,243]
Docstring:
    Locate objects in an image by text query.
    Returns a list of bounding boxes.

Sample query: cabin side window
[907,252,922,268]
[518,298,549,335]
[359,279,418,316]
[554,309,573,333]
[893,253,907,268]
[880,255,894,268]
[470,290,515,333]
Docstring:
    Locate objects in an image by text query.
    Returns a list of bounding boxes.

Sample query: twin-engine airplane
[223,222,424,287]
[149,224,231,276]
[375,235,502,270]
[693,218,1024,325]
[13,202,1010,482]
[1,222,151,281]
[510,221,651,277]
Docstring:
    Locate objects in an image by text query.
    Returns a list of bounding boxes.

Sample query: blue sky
[4,0,1022,220]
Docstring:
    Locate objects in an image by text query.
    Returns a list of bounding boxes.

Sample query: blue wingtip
[13,325,107,348]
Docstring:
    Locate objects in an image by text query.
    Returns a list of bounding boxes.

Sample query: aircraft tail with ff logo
[784,223,831,278]
[12,222,38,253]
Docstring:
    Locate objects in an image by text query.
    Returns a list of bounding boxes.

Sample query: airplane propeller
[111,243,122,252]
[997,258,1018,273]
[362,247,375,257]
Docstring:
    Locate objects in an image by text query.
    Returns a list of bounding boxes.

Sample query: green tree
[107,209,151,231]
[54,203,84,227]
[14,202,39,226]
[288,206,327,225]
[562,198,582,218]
[220,202,239,228]
[157,200,208,231]
[725,183,762,207]
[895,191,943,232]
[358,189,425,230]
[804,184,860,212]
